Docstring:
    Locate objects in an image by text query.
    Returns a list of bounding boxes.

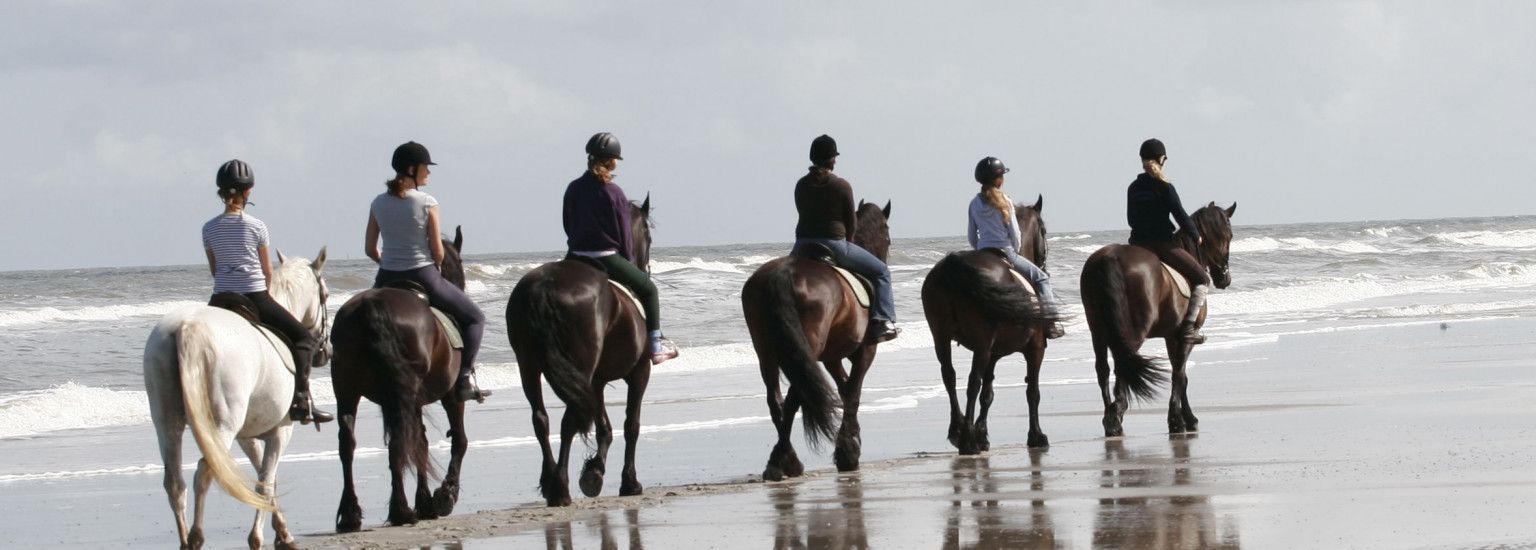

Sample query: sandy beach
[283,316,1536,549]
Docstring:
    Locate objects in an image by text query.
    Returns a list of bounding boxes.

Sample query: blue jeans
[375,265,486,376]
[792,238,896,322]
[998,248,1060,307]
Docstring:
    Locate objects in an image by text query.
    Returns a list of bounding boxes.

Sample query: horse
[742,200,894,481]
[922,195,1060,454]
[330,227,471,531]
[506,196,655,507]
[144,248,330,550]
[1080,202,1236,437]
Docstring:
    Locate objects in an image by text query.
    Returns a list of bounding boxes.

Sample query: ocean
[3,214,1535,546]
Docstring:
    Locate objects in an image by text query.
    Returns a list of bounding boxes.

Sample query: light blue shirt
[371,189,439,271]
[967,194,1020,252]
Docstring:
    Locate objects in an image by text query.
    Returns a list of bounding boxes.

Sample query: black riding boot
[1178,285,1209,345]
[454,366,491,403]
[289,346,334,424]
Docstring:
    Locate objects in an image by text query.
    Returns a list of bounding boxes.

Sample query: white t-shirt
[371,189,439,271]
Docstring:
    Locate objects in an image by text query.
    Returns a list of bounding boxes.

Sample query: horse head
[273,246,332,366]
[439,226,467,290]
[630,194,655,272]
[1014,194,1048,273]
[852,199,892,262]
[1187,202,1237,289]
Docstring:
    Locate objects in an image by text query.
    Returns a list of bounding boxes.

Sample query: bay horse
[922,195,1060,454]
[1081,202,1236,437]
[507,196,654,507]
[144,248,329,550]
[330,227,471,531]
[742,200,892,481]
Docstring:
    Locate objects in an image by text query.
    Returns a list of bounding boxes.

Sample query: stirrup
[1046,322,1066,339]
[290,393,334,426]
[454,376,492,403]
[1178,323,1207,345]
[650,337,680,365]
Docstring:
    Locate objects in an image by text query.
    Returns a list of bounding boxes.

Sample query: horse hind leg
[974,354,1004,452]
[522,367,567,507]
[835,350,875,472]
[958,346,991,455]
[1165,338,1197,434]
[1092,335,1122,438]
[580,385,614,498]
[759,348,802,482]
[433,398,467,517]
[619,363,651,496]
[1024,341,1050,449]
[934,331,965,450]
[334,393,364,533]
[154,415,190,548]
[237,438,269,550]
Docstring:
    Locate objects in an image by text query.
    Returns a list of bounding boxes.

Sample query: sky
[3,1,1533,271]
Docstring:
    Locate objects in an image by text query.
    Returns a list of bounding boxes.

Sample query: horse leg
[1024,340,1050,449]
[237,438,269,550]
[522,368,566,507]
[153,413,190,548]
[433,398,467,517]
[958,344,991,455]
[619,363,652,496]
[412,409,437,521]
[334,393,364,533]
[385,414,416,525]
[760,349,802,482]
[580,386,614,498]
[552,405,579,506]
[188,458,213,549]
[835,348,875,472]
[974,354,1002,452]
[1093,335,1122,438]
[253,429,299,550]
[935,331,965,449]
[1166,338,1196,434]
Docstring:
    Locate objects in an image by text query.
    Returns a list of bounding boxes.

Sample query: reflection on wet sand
[942,452,1061,549]
[543,507,645,550]
[1094,436,1241,549]
[770,475,869,550]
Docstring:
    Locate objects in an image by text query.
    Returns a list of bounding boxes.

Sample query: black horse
[923,196,1059,453]
[1080,203,1236,436]
[506,197,655,507]
[330,227,471,531]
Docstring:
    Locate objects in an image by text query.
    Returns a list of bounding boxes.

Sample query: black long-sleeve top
[1126,173,1199,244]
[794,168,857,240]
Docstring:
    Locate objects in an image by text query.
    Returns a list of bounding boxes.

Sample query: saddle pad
[609,280,647,321]
[1006,269,1039,297]
[431,308,464,349]
[831,266,872,309]
[1164,263,1190,298]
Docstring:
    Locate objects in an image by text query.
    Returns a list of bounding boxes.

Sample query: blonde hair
[589,157,617,183]
[1142,159,1169,182]
[979,181,1012,225]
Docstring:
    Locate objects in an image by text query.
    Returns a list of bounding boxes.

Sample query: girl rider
[1127,138,1211,344]
[967,156,1065,338]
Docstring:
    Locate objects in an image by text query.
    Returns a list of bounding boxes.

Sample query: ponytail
[1142,159,1169,182]
[979,181,1013,226]
[588,156,616,184]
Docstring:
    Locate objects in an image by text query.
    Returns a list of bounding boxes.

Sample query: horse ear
[276,249,288,265]
[452,226,463,251]
[1225,202,1237,218]
[313,246,327,272]
[882,200,892,220]
[1207,201,1216,209]
[1032,194,1043,213]
[641,193,651,214]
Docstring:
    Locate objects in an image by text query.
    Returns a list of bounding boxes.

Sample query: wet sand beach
[294,316,1536,549]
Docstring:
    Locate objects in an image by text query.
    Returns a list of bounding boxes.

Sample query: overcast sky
[3,1,1532,271]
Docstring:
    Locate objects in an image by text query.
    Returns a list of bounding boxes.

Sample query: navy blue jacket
[563,171,633,260]
[1127,173,1199,244]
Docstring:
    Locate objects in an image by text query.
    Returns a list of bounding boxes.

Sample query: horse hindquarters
[355,299,433,525]
[173,319,272,512]
[145,323,193,546]
[1082,253,1169,437]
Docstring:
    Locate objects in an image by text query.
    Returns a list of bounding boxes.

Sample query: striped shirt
[202,213,270,293]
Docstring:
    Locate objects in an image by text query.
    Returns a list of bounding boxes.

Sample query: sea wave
[0,383,151,439]
[1211,262,1536,316]
[1418,229,1536,249]
[0,300,202,329]
[1229,236,1382,254]
[652,258,746,274]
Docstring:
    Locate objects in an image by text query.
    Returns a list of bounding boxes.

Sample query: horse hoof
[248,532,263,550]
[187,528,205,550]
[780,453,805,478]
[545,494,573,507]
[1027,433,1050,449]
[763,465,785,482]
[579,469,604,498]
[834,449,861,472]
[335,517,362,534]
[433,486,458,517]
[620,479,643,497]
[275,539,300,550]
[387,505,417,527]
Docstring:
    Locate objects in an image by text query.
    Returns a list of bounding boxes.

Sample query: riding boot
[1046,322,1066,339]
[289,349,334,425]
[649,331,680,365]
[862,318,901,345]
[1178,284,1210,345]
[454,367,491,403]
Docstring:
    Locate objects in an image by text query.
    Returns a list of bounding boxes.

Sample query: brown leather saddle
[208,292,296,355]
[794,243,873,309]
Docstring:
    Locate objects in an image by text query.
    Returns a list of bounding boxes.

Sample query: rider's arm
[425,205,445,267]
[364,212,382,264]
[257,245,273,286]
[204,246,216,277]
[839,177,857,238]
[1165,184,1201,242]
[966,208,979,249]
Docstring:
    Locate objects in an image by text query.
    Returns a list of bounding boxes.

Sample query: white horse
[143,248,329,550]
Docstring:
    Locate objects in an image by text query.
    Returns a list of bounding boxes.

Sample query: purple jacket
[563,171,633,260]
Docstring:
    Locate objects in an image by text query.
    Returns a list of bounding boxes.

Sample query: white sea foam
[652,258,745,274]
[1211,263,1536,317]
[1421,229,1536,249]
[0,383,151,439]
[465,262,544,278]
[1050,234,1094,241]
[1229,237,1382,254]
[0,300,202,328]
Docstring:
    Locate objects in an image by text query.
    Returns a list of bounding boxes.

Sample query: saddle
[563,255,647,320]
[207,293,297,372]
[794,243,872,309]
[981,248,1039,298]
[378,281,465,349]
[1163,263,1190,298]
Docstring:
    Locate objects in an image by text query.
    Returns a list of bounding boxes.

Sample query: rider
[203,159,333,424]
[563,132,680,365]
[365,141,490,402]
[1127,138,1211,344]
[967,156,1065,339]
[791,134,899,343]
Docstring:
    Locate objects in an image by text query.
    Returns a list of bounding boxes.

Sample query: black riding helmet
[586,132,623,160]
[1139,138,1167,161]
[391,141,437,175]
[216,159,255,191]
[810,134,838,165]
[974,156,1008,184]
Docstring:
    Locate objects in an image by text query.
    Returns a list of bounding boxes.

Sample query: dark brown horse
[1081,203,1236,437]
[506,197,654,507]
[330,227,471,531]
[923,195,1060,454]
[742,200,891,480]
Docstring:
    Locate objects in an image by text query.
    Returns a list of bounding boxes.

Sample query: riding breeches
[374,266,486,374]
[1131,240,1212,289]
[239,291,315,363]
[574,254,662,332]
[995,248,1061,306]
[791,237,897,322]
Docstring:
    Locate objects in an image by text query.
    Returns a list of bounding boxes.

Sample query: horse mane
[851,202,889,260]
[1014,204,1048,272]
[1174,204,1227,264]
[267,257,315,313]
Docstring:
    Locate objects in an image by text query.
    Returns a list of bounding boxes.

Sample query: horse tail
[760,263,841,448]
[929,253,1059,325]
[176,319,274,511]
[359,298,435,479]
[516,276,596,436]
[1082,255,1166,402]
